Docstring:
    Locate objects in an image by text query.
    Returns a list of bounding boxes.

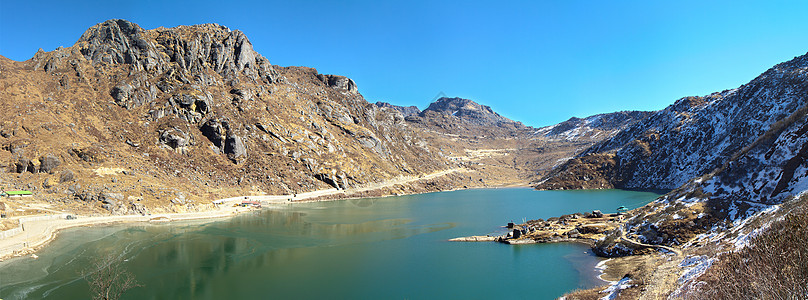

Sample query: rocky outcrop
[374,102,420,117]
[110,74,159,109]
[159,129,191,153]
[74,19,275,83]
[224,134,246,162]
[9,155,60,174]
[318,74,357,93]
[200,118,228,151]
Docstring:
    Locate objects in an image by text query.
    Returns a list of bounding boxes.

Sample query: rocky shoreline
[450,210,622,247]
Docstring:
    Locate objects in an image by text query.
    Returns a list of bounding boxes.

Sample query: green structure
[3,190,33,197]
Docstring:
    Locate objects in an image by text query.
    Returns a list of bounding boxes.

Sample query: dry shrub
[83,252,142,300]
[564,287,604,300]
[687,200,808,299]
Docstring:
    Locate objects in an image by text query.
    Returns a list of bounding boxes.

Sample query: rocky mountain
[421,97,520,126]
[0,20,498,215]
[559,52,808,256]
[400,97,529,137]
[0,19,658,217]
[535,53,808,191]
[544,53,808,298]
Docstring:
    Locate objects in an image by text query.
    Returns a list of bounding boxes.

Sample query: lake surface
[0,188,661,299]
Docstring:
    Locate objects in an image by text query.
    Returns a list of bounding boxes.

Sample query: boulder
[39,154,61,173]
[27,159,40,174]
[15,158,30,173]
[59,170,75,182]
[201,118,227,150]
[171,192,186,205]
[100,192,124,205]
[160,129,190,151]
[42,177,59,189]
[129,201,148,215]
[224,135,246,162]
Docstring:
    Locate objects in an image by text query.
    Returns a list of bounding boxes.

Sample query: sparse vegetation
[685,198,808,299]
[83,253,142,300]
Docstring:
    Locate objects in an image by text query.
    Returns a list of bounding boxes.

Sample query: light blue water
[0,188,661,299]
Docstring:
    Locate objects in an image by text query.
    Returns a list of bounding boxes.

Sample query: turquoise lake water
[0,188,661,299]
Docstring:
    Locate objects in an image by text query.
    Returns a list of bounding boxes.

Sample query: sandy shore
[0,198,261,261]
[0,168,480,261]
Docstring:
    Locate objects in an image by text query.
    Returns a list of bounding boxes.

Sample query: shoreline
[0,168,528,261]
[0,202,257,261]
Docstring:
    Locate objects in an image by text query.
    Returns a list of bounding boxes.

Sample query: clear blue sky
[2,1,808,127]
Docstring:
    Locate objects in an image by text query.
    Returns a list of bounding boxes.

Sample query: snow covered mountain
[535,111,652,142]
[535,52,808,192]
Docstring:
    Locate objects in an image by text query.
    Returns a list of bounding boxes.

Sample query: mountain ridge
[535,52,808,191]
[0,19,639,216]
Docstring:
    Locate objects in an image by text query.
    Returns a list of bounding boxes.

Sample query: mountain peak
[63,19,274,83]
[421,97,517,127]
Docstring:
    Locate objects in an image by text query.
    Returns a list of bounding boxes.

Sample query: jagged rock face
[537,52,808,191]
[317,74,357,93]
[374,102,420,117]
[200,118,229,152]
[75,19,274,82]
[76,20,159,70]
